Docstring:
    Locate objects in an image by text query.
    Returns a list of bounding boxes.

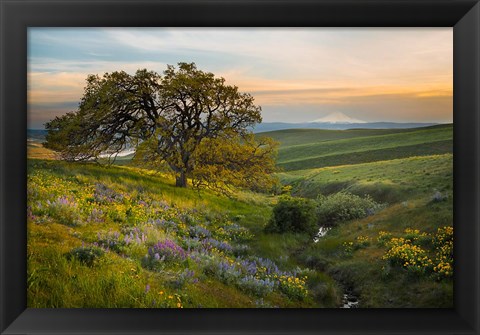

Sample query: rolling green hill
[27,159,327,308]
[27,156,453,308]
[278,154,452,203]
[269,125,453,307]
[267,124,452,171]
[27,123,453,308]
[260,126,424,147]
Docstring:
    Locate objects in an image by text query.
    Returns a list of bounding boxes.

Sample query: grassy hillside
[299,196,453,307]
[28,159,341,308]
[269,125,453,307]
[267,124,452,171]
[27,123,453,308]
[27,141,56,160]
[260,126,424,147]
[278,154,452,203]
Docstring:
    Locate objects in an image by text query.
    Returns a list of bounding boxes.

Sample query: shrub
[265,196,317,235]
[147,239,187,266]
[96,230,125,253]
[189,225,212,239]
[403,228,430,247]
[377,231,393,246]
[170,269,198,289]
[354,235,371,249]
[238,275,275,297]
[216,223,253,242]
[382,238,433,275]
[277,275,309,300]
[433,226,453,279]
[342,241,354,256]
[66,246,104,266]
[379,227,453,279]
[316,192,383,227]
[203,258,242,285]
[280,185,293,195]
[47,196,82,226]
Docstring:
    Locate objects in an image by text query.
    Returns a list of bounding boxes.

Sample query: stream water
[313,226,331,243]
[342,292,360,308]
[312,226,361,308]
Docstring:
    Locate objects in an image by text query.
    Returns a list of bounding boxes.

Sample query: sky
[28,28,452,129]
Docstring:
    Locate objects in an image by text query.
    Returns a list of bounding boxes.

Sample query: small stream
[342,292,360,308]
[313,226,331,243]
[312,226,361,308]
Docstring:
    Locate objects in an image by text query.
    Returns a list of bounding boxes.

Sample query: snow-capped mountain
[309,112,367,124]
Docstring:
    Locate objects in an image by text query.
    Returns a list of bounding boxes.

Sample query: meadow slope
[270,124,453,307]
[27,124,453,308]
[265,124,452,171]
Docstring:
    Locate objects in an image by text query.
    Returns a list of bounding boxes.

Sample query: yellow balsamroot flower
[356,236,370,242]
[383,239,432,271]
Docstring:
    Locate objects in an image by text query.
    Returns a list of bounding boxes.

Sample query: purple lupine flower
[148,239,187,262]
[94,183,124,203]
[202,238,233,253]
[189,225,211,238]
[57,196,70,205]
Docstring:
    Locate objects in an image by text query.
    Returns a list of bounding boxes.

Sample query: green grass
[299,196,453,307]
[269,125,453,308]
[278,154,452,203]
[270,124,452,171]
[27,122,453,308]
[260,126,434,147]
[27,159,324,308]
[278,140,452,171]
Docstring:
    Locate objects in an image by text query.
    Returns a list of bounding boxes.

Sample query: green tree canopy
[45,62,278,190]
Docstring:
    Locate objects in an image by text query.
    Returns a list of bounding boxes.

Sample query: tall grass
[27,122,453,308]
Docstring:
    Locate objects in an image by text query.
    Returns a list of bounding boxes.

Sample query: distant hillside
[252,122,439,133]
[268,124,452,171]
[278,153,452,202]
[30,124,451,169]
[309,112,366,124]
[27,129,48,142]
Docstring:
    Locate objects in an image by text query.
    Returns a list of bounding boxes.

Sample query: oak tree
[45,62,278,190]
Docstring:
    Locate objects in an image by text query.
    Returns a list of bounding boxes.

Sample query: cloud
[28,27,452,127]
[28,101,79,129]
[261,92,452,123]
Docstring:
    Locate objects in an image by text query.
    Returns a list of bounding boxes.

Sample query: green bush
[266,196,317,235]
[316,192,383,227]
[66,246,105,267]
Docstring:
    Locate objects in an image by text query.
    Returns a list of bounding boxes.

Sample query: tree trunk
[175,171,187,188]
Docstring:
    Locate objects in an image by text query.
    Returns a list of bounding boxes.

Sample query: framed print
[1,0,479,334]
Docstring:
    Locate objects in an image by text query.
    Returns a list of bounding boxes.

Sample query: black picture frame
[1,0,479,334]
